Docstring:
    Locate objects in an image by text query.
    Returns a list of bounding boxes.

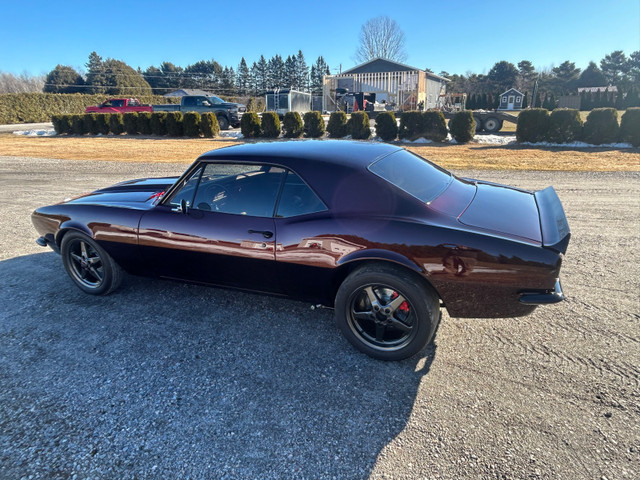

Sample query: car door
[138,162,285,294]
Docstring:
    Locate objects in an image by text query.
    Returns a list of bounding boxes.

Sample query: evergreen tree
[600,50,628,86]
[220,66,236,96]
[236,58,250,95]
[295,50,309,91]
[310,56,330,92]
[252,56,269,94]
[183,60,223,91]
[86,55,151,95]
[552,61,581,94]
[43,65,85,93]
[285,55,296,89]
[267,54,286,89]
[487,60,518,93]
[516,60,536,94]
[578,61,607,87]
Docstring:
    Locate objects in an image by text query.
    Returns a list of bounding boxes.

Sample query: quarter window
[276,171,327,217]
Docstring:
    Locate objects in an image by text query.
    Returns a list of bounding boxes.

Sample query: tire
[474,116,484,132]
[217,115,229,130]
[483,117,502,133]
[60,231,123,295]
[335,264,440,361]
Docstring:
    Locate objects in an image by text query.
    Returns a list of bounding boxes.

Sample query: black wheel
[483,117,502,133]
[474,116,484,132]
[217,115,229,130]
[61,231,123,295]
[335,265,440,361]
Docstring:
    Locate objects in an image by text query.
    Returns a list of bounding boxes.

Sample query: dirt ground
[0,152,638,479]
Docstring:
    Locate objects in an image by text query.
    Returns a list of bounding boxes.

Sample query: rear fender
[337,248,424,274]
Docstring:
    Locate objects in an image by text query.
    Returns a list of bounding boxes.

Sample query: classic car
[32,140,570,360]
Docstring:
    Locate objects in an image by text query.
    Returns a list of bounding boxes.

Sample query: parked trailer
[265,89,312,116]
[441,111,518,133]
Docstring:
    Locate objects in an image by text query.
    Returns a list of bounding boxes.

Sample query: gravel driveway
[0,156,638,479]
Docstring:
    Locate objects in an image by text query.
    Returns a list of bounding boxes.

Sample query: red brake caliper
[391,291,410,313]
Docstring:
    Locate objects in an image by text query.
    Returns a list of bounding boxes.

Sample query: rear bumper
[519,280,564,305]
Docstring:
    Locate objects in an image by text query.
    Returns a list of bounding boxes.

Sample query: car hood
[458,181,542,243]
[64,177,179,210]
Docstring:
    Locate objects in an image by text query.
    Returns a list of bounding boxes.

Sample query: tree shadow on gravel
[0,253,437,480]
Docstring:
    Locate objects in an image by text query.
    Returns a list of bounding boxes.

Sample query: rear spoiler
[535,187,571,254]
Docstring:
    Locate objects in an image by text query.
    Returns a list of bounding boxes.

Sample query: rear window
[368,150,452,204]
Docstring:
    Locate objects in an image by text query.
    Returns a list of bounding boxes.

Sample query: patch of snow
[521,140,633,149]
[401,137,433,144]
[13,129,56,136]
[473,134,517,145]
[219,131,243,139]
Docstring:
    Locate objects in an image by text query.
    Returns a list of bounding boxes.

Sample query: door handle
[248,229,273,239]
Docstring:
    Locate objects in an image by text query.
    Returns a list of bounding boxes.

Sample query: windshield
[368,150,452,204]
[208,96,225,104]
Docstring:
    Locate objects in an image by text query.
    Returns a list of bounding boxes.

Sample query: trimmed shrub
[137,112,152,135]
[327,111,348,138]
[547,108,582,143]
[303,111,325,138]
[245,97,265,113]
[51,114,71,134]
[96,114,110,135]
[123,112,139,135]
[619,107,640,147]
[582,108,619,145]
[166,112,184,137]
[240,112,261,138]
[516,108,550,143]
[71,115,86,135]
[348,111,371,140]
[85,113,100,135]
[398,111,422,140]
[109,113,124,135]
[150,112,168,136]
[200,113,220,138]
[449,110,476,143]
[261,111,281,138]
[282,111,303,138]
[183,112,201,137]
[374,111,397,142]
[422,110,448,142]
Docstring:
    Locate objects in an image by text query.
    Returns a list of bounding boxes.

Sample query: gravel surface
[0,156,638,480]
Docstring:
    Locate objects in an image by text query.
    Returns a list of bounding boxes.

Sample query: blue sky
[1,0,638,77]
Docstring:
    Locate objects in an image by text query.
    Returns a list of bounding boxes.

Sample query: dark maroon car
[32,140,570,360]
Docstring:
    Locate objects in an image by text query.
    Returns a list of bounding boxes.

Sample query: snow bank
[520,140,633,149]
[473,134,516,145]
[219,131,243,139]
[13,129,56,136]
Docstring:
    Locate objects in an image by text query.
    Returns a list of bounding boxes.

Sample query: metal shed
[322,58,448,112]
[265,89,312,116]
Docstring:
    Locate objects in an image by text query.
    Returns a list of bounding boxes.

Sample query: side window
[165,166,204,207]
[276,171,327,218]
[112,100,124,107]
[192,163,284,217]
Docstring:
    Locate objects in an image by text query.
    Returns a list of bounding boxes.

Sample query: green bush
[0,93,174,124]
[422,110,448,142]
[261,111,281,138]
[96,114,110,135]
[619,107,640,147]
[282,111,303,138]
[150,112,168,136]
[373,111,397,142]
[245,97,265,113]
[200,113,220,138]
[449,110,476,143]
[183,112,201,137]
[547,108,582,143]
[348,111,371,140]
[240,112,261,138]
[51,114,71,134]
[582,108,619,145]
[123,112,139,135]
[516,108,550,143]
[327,111,348,138]
[398,111,422,140]
[85,113,100,135]
[137,112,152,135]
[166,112,184,137]
[109,113,124,135]
[71,115,86,135]
[303,111,325,138]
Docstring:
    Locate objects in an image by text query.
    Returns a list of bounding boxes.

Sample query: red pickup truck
[85,98,153,114]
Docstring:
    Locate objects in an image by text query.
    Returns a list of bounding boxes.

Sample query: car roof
[198,140,402,170]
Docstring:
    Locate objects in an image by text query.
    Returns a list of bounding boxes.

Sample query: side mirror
[202,100,211,107]
[180,198,189,214]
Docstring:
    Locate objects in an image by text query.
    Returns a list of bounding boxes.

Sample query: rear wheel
[335,265,440,361]
[217,115,229,130]
[61,231,122,295]
[474,116,484,132]
[483,117,502,133]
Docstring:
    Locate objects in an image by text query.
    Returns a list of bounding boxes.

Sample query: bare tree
[0,71,45,93]
[354,16,408,64]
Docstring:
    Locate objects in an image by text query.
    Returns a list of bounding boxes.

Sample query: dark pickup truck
[153,95,246,130]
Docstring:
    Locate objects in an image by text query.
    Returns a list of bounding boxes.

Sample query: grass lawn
[1,133,638,171]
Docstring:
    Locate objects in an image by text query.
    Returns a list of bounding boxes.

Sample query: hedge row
[516,108,639,146]
[0,93,177,124]
[51,112,220,138]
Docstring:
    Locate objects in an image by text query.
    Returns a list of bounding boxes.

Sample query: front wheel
[217,115,230,130]
[61,231,123,295]
[335,265,440,361]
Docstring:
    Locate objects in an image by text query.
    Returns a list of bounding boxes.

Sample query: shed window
[516,96,522,102]
[502,96,507,102]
